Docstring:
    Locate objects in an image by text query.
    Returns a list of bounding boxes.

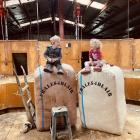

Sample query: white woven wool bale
[34,64,77,131]
[78,65,127,135]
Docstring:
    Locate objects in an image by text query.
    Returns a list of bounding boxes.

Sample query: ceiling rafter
[89,0,140,34]
[102,17,140,38]
[65,0,78,21]
[82,0,95,22]
[85,0,114,32]
[94,2,140,36]
[18,0,31,23]
[7,8,20,27]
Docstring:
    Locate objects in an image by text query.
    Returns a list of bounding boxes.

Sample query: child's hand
[47,57,52,62]
[51,58,55,63]
[89,58,93,64]
[52,58,59,62]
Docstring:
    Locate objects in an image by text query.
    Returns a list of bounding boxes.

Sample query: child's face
[53,40,60,47]
[91,45,97,50]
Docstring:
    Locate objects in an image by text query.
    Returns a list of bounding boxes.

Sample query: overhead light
[90,1,105,9]
[55,17,59,21]
[42,17,52,22]
[76,0,90,6]
[91,28,102,34]
[20,17,85,28]
[6,0,35,7]
[20,17,52,27]
[126,27,134,32]
[122,35,128,38]
[68,0,91,6]
[20,22,30,27]
[55,17,85,28]
[64,19,85,28]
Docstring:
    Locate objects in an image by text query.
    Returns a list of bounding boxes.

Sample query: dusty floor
[0,104,140,140]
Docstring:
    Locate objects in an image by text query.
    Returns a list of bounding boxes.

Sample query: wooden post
[0,0,4,17]
[58,0,64,39]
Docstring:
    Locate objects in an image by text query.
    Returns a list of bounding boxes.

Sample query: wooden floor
[0,104,140,140]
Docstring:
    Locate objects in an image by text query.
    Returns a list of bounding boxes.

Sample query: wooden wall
[38,39,138,72]
[0,82,34,110]
[0,39,140,75]
[101,39,133,69]
[133,39,140,68]
[125,77,140,101]
[0,40,38,75]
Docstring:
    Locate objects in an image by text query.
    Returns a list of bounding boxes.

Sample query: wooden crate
[124,72,140,101]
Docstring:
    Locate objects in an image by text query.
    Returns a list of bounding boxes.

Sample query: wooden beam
[58,0,64,39]
[51,0,56,35]
[18,0,31,23]
[85,0,114,32]
[96,3,140,38]
[82,0,96,24]
[7,8,20,26]
[65,1,74,20]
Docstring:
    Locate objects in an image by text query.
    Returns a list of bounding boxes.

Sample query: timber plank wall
[0,40,38,75]
[39,39,140,71]
[0,39,140,75]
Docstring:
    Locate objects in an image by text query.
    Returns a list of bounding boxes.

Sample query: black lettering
[41,89,45,94]
[106,90,110,93]
[87,82,90,86]
[53,81,57,85]
[84,83,88,87]
[78,81,112,97]
[70,90,73,93]
[61,81,64,86]
[44,86,48,90]
[108,93,112,96]
[101,84,104,88]
[91,81,94,85]
[82,85,85,89]
[80,88,83,92]
[67,85,70,90]
[42,81,74,95]
[46,84,50,88]
[50,82,53,86]
[64,82,67,86]
[94,82,97,85]
[97,82,101,86]
[104,87,108,91]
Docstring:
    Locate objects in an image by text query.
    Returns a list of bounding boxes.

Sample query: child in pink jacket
[81,39,103,74]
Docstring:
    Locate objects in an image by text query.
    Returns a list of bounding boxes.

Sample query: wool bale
[78,65,127,135]
[34,64,77,131]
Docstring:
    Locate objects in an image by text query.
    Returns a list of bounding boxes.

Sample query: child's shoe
[93,66,102,72]
[44,67,53,73]
[81,67,91,74]
[57,69,64,74]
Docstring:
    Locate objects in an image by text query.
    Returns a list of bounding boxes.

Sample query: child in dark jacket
[44,35,64,74]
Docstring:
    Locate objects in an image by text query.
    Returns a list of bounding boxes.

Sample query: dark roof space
[0,0,140,40]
